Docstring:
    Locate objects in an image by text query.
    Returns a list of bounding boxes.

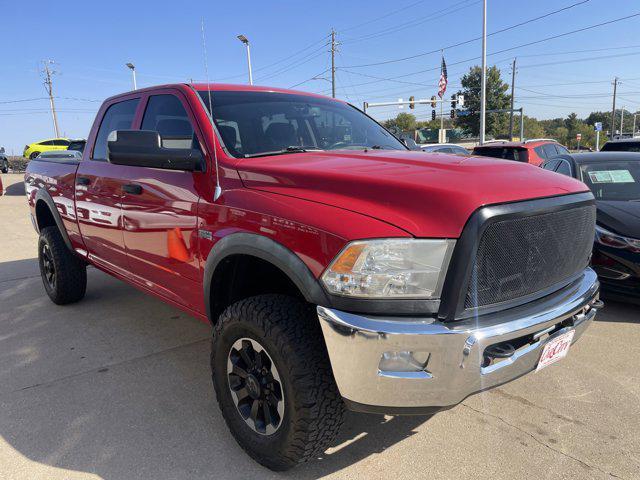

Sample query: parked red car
[473,139,570,166]
[24,84,601,470]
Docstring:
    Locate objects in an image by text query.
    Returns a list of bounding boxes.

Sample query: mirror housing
[107,130,203,171]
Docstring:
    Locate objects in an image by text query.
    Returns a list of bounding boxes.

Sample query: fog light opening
[378,351,430,373]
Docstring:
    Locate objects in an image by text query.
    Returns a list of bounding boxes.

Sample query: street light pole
[126,63,137,90]
[479,0,487,145]
[237,35,253,85]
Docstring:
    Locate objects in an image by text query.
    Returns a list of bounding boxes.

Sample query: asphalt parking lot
[1,172,639,480]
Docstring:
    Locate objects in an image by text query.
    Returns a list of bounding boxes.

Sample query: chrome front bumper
[318,268,600,413]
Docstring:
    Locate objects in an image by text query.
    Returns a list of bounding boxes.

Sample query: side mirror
[107,130,203,171]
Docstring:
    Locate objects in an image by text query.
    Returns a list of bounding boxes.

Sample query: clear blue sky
[2,0,639,153]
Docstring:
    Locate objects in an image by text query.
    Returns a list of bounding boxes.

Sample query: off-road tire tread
[211,294,345,470]
[39,226,86,304]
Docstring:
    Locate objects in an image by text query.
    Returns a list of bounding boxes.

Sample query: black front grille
[465,205,596,309]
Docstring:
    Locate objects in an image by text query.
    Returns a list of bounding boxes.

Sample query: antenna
[201,18,222,201]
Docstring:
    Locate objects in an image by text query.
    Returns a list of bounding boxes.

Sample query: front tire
[29,151,40,160]
[1,160,7,173]
[211,295,345,471]
[38,226,87,304]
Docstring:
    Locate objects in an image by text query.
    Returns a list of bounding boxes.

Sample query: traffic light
[432,110,436,121]
[409,96,415,109]
[451,95,456,109]
[450,109,456,119]
[431,95,437,108]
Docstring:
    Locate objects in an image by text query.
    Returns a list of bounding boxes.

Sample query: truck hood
[237,150,589,237]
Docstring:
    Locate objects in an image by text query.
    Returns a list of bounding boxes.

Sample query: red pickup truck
[25,83,602,470]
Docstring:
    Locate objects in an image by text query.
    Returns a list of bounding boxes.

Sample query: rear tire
[38,226,87,304]
[211,294,345,471]
[1,160,7,173]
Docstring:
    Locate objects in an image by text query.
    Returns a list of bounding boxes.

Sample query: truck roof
[105,83,340,103]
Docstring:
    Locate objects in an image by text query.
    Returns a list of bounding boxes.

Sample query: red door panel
[121,170,201,309]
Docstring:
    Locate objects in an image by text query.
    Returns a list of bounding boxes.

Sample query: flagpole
[440,50,444,142]
[479,0,487,145]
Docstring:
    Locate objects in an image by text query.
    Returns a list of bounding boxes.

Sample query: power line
[0,97,49,104]
[341,0,480,44]
[337,0,428,33]
[215,34,331,81]
[341,0,593,68]
[517,50,640,69]
[255,43,329,82]
[336,15,640,90]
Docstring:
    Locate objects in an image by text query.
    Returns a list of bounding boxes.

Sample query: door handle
[76,176,91,186]
[122,184,143,195]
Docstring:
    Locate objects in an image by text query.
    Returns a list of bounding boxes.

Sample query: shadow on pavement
[593,298,639,323]
[0,262,433,479]
[3,180,25,196]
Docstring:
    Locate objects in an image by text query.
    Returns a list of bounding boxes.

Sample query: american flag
[438,56,448,98]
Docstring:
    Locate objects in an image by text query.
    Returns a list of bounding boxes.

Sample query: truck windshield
[580,161,640,201]
[198,90,406,158]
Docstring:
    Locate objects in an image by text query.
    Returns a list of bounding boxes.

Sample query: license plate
[536,330,575,372]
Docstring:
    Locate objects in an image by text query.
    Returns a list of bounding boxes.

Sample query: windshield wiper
[244,146,323,158]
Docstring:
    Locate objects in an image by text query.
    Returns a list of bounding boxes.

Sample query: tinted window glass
[437,147,453,153]
[199,90,405,157]
[542,143,559,159]
[534,145,547,159]
[601,141,640,152]
[451,146,469,155]
[580,161,640,201]
[474,146,528,162]
[555,144,570,155]
[141,95,196,149]
[52,139,70,146]
[93,99,139,160]
[555,160,572,176]
[40,140,55,146]
[542,159,560,171]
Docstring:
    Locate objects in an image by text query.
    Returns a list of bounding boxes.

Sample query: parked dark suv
[601,137,640,152]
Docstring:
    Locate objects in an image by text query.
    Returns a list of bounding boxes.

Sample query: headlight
[321,239,455,299]
[595,225,640,253]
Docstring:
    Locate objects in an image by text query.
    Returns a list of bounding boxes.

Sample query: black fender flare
[203,233,330,322]
[34,188,74,252]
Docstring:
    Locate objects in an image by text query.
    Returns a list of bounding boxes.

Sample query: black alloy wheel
[227,337,285,435]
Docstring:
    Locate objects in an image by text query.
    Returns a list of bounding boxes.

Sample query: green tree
[522,115,545,139]
[564,112,580,136]
[383,112,417,132]
[456,65,511,137]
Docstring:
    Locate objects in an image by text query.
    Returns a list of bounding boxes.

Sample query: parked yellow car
[23,138,71,159]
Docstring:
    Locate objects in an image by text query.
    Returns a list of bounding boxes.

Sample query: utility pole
[509,58,517,141]
[42,60,60,138]
[620,106,625,136]
[479,0,487,145]
[331,29,336,98]
[610,77,618,139]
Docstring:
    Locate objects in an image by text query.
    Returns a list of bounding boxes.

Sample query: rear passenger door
[76,97,140,275]
[120,91,204,310]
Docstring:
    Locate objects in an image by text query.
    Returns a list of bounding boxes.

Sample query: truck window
[141,95,195,149]
[198,90,405,157]
[92,99,140,160]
